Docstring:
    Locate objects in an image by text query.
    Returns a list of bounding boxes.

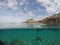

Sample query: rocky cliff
[24,12,60,25]
[42,12,60,25]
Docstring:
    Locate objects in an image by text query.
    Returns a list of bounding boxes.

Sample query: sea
[0,23,60,45]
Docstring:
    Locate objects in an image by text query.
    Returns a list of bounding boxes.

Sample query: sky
[0,0,60,23]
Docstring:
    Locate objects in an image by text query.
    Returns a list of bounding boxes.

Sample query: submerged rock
[10,39,25,45]
[36,29,41,32]
[34,36,43,41]
[31,36,43,45]
[51,28,58,32]
[0,40,5,45]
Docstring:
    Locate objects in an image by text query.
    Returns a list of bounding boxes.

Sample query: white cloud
[0,10,34,23]
[34,15,48,20]
[19,0,26,5]
[26,11,34,17]
[0,16,25,23]
[7,0,26,9]
[7,0,17,7]
[0,0,26,10]
[18,11,34,19]
[0,1,8,10]
[1,0,60,23]
[11,6,18,10]
[7,0,18,9]
[37,0,60,13]
[0,4,2,10]
[0,0,18,10]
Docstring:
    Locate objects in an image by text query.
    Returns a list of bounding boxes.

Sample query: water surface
[0,23,60,45]
[0,23,60,29]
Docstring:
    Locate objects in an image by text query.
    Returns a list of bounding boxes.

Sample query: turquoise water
[0,28,60,45]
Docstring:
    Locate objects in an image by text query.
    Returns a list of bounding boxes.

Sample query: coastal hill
[24,19,39,23]
[42,12,60,24]
[24,12,60,24]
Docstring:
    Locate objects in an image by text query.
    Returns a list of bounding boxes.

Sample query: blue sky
[0,0,60,23]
